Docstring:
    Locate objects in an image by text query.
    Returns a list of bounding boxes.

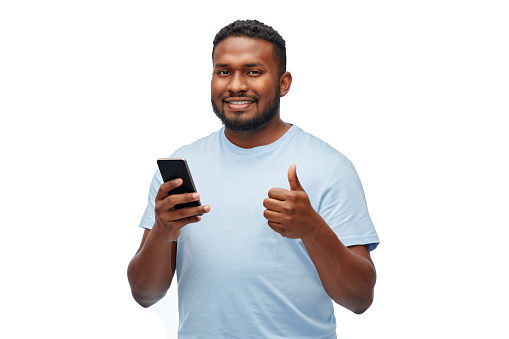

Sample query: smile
[224,97,256,104]
[228,101,252,105]
[223,97,256,111]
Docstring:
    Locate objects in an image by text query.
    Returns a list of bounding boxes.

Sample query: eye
[217,70,230,76]
[247,70,262,76]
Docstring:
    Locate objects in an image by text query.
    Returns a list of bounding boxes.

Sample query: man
[128,20,379,338]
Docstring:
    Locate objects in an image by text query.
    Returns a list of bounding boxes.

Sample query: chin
[212,97,280,132]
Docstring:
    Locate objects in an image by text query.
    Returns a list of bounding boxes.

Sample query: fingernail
[204,205,210,212]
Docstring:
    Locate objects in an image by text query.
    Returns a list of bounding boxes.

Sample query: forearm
[127,228,176,308]
[302,220,376,314]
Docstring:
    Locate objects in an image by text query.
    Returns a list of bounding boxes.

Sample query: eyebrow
[214,62,265,68]
[244,62,264,68]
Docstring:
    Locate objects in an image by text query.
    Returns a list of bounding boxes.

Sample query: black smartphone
[157,158,201,210]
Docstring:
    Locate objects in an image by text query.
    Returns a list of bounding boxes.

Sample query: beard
[211,90,281,132]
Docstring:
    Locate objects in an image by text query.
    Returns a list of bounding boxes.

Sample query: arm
[302,226,376,314]
[127,178,210,308]
[263,165,376,314]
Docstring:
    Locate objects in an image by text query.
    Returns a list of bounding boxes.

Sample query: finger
[156,178,183,200]
[164,192,201,209]
[266,220,285,235]
[288,164,304,192]
[169,204,210,220]
[263,209,283,223]
[164,215,203,231]
[267,187,290,201]
[263,197,285,212]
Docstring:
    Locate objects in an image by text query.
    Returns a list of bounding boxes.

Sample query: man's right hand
[154,178,210,242]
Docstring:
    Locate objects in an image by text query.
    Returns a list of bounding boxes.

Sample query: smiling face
[211,37,285,132]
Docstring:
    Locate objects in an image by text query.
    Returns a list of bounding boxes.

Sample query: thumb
[288,164,304,191]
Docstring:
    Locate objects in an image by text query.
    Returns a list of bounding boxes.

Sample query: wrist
[301,214,331,244]
[152,223,179,245]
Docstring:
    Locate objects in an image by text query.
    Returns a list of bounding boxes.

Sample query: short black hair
[212,20,287,77]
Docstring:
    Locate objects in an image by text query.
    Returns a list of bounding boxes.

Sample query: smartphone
[157,158,201,210]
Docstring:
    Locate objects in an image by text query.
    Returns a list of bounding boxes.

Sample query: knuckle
[160,183,171,194]
[158,183,167,193]
[283,204,295,214]
[177,208,187,219]
[154,203,165,216]
[165,195,178,207]
[287,193,298,202]
[169,179,182,188]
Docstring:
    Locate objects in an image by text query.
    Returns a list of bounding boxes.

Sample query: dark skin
[264,164,376,313]
[211,37,292,148]
[128,36,376,314]
[128,181,208,307]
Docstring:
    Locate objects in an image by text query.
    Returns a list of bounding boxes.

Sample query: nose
[227,72,248,93]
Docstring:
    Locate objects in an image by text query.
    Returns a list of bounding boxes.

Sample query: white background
[1,1,508,338]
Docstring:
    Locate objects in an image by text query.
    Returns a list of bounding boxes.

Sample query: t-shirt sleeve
[318,156,379,251]
[139,170,164,230]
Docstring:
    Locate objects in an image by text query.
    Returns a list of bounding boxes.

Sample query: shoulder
[291,125,348,165]
[285,126,359,194]
[170,128,223,158]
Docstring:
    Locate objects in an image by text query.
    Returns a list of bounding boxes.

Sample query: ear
[279,71,292,97]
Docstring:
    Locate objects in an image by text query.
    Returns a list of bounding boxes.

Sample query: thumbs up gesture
[263,164,324,240]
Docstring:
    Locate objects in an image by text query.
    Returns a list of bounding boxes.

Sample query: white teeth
[229,101,252,104]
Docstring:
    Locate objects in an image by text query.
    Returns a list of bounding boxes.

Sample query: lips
[224,97,256,111]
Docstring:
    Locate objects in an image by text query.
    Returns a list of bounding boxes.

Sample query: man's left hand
[263,164,325,240]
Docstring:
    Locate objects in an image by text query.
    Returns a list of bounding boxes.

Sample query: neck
[224,116,291,149]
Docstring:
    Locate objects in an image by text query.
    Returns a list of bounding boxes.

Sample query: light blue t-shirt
[140,125,379,338]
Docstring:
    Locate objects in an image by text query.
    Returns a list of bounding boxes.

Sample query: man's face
[211,37,281,132]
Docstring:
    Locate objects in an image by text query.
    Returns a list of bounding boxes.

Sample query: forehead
[213,37,276,68]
